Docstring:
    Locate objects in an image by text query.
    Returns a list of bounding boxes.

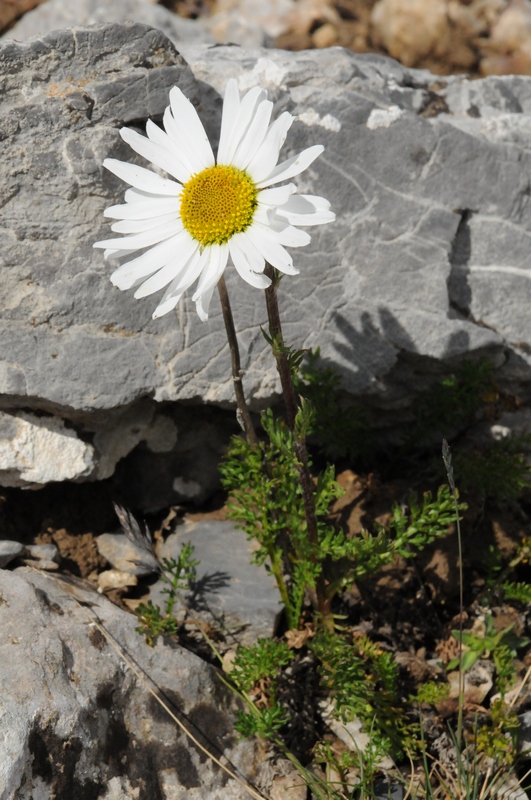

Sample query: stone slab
[1,25,531,488]
[150,519,281,645]
[0,566,263,799]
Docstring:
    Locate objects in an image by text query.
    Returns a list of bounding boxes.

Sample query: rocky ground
[2,1,531,797]
[6,0,531,77]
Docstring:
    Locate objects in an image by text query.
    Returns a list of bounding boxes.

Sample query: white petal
[231,99,273,171]
[256,145,324,188]
[111,212,177,234]
[169,86,215,171]
[229,239,272,289]
[220,87,265,165]
[110,234,188,290]
[275,193,336,226]
[217,79,241,164]
[257,184,296,207]
[196,286,216,322]
[134,260,184,299]
[271,222,311,247]
[103,158,181,196]
[246,112,294,184]
[245,224,299,275]
[94,219,182,251]
[171,246,210,296]
[252,205,273,226]
[103,247,137,260]
[145,119,194,182]
[124,187,180,204]
[104,198,180,220]
[152,289,183,319]
[192,244,229,302]
[233,231,266,273]
[149,247,209,317]
[120,127,189,184]
[162,108,199,177]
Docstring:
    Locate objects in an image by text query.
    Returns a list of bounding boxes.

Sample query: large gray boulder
[0,566,263,800]
[0,22,530,488]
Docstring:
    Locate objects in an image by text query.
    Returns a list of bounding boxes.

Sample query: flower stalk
[217,276,258,447]
[264,264,333,630]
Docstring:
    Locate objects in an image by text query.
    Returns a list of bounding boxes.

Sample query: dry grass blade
[113,502,161,574]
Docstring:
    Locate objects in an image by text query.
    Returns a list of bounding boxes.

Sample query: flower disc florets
[180,165,257,247]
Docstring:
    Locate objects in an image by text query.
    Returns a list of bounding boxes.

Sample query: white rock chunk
[0,412,95,487]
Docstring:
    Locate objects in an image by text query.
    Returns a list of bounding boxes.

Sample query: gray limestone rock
[149,519,281,645]
[0,567,263,799]
[1,24,531,487]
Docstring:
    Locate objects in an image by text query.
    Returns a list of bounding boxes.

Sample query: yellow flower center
[179,165,258,247]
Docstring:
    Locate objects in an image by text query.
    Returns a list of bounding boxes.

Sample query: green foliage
[483,539,531,604]
[220,408,343,629]
[234,705,289,738]
[388,486,463,558]
[446,614,528,683]
[325,486,464,600]
[453,437,531,501]
[313,735,391,799]
[159,541,199,617]
[413,680,450,705]
[231,638,292,693]
[135,541,198,646]
[502,581,531,603]
[418,358,495,434]
[476,699,519,766]
[221,405,462,630]
[311,631,418,759]
[230,638,292,739]
[261,327,307,377]
[293,348,373,462]
[135,600,178,646]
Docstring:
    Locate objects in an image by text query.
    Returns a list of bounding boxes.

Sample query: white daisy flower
[94,79,335,321]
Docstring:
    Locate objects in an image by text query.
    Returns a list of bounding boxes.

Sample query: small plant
[446,614,528,676]
[135,541,199,646]
[293,347,373,462]
[229,638,292,738]
[502,581,531,603]
[413,680,450,706]
[476,698,520,766]
[419,359,495,435]
[135,600,178,647]
[454,436,531,501]
[311,631,418,761]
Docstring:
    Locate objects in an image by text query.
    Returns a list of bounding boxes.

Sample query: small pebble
[20,559,59,571]
[96,533,159,576]
[25,544,60,563]
[97,569,138,593]
[312,22,338,48]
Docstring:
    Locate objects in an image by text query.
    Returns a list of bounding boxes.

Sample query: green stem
[267,545,292,626]
[264,264,333,631]
[218,276,258,446]
[442,440,464,758]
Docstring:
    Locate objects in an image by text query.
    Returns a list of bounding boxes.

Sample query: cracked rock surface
[0,567,262,800]
[1,23,531,485]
